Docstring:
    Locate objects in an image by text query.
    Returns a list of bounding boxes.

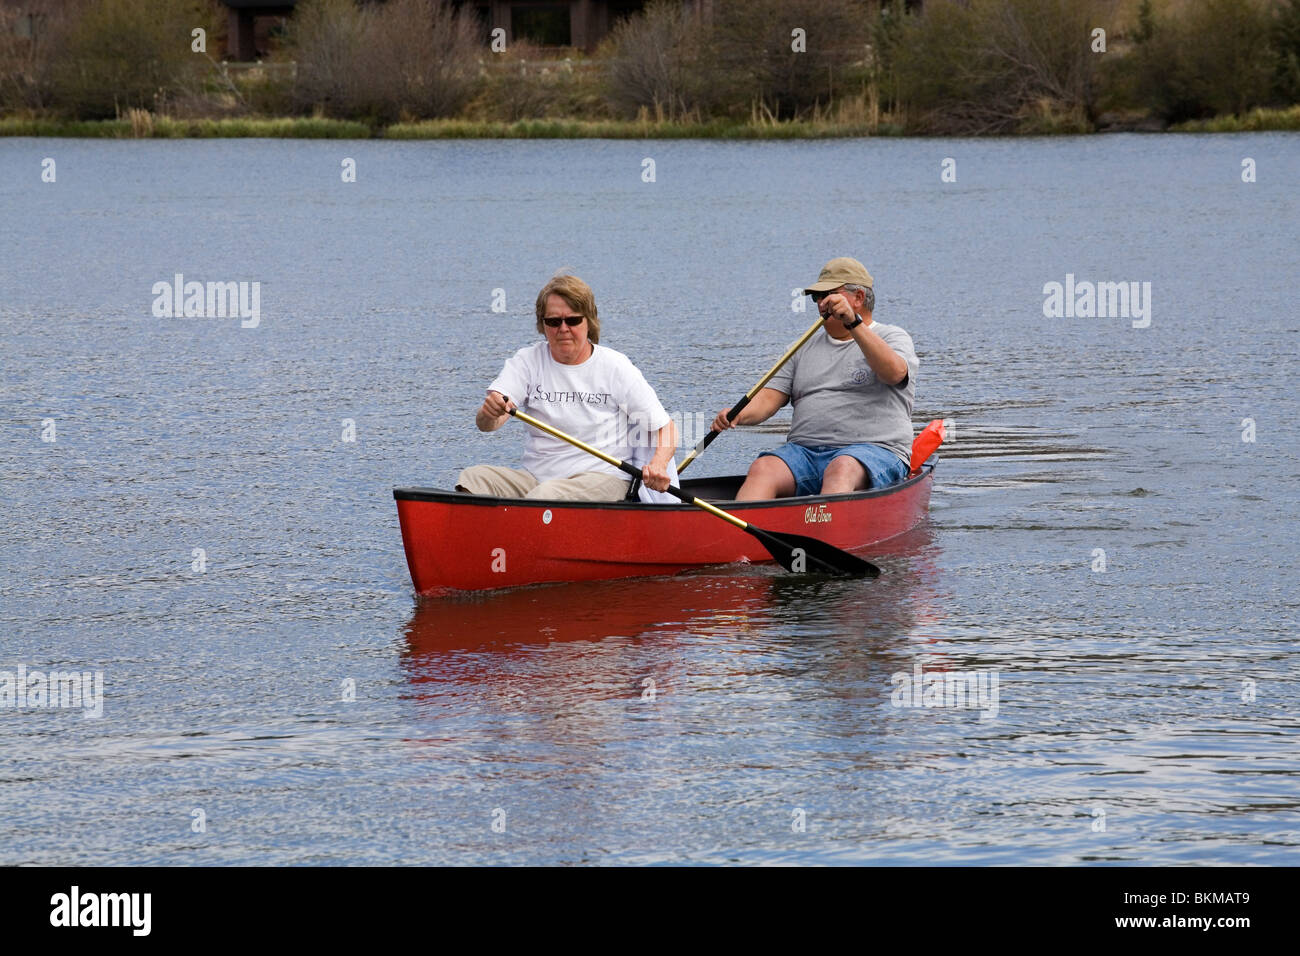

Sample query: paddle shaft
[505,405,748,530]
[677,314,827,474]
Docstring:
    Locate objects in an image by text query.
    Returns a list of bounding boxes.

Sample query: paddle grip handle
[698,392,751,449]
[697,393,751,450]
[726,394,752,423]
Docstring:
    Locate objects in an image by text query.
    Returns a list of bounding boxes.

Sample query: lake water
[1,134,1297,864]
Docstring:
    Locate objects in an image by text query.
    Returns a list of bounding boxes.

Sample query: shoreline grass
[2,108,1298,140]
[1169,105,1300,133]
[0,115,373,138]
[385,117,902,139]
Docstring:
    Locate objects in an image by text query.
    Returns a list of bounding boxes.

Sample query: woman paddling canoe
[457,273,678,502]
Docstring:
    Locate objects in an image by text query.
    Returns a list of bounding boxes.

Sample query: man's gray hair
[843,283,875,314]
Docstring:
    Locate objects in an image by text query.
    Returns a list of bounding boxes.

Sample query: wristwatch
[842,313,864,331]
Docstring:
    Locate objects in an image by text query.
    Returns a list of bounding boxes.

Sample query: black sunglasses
[808,288,842,304]
[543,315,585,328]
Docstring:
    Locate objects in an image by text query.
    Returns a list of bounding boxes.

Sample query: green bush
[1274,0,1300,103]
[1135,0,1275,123]
[867,0,908,117]
[44,0,220,119]
[231,64,298,117]
[469,44,609,122]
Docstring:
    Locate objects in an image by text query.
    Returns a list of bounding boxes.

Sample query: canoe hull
[394,465,933,595]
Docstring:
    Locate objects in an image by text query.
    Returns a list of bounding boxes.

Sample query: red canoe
[394,463,935,596]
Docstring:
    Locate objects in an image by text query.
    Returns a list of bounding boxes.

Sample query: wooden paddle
[503,400,879,578]
[677,314,826,474]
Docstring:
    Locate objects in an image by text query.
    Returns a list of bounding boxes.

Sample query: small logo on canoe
[804,504,832,524]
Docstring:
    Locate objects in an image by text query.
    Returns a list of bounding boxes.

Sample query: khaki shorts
[457,464,631,502]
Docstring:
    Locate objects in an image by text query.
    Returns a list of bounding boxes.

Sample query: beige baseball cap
[804,256,873,293]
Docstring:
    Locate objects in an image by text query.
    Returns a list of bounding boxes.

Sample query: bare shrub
[290,0,365,115]
[603,0,702,118]
[605,0,871,120]
[360,0,479,119]
[705,0,871,120]
[893,0,1117,134]
[292,0,479,122]
[0,0,67,111]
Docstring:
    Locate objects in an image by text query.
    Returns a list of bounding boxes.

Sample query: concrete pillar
[228,8,257,60]
[590,0,608,50]
[571,0,591,51]
[489,0,511,44]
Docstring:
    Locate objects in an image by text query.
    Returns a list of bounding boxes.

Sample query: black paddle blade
[746,525,881,578]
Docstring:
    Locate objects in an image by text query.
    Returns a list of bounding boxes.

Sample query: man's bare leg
[736,456,797,501]
[820,455,868,495]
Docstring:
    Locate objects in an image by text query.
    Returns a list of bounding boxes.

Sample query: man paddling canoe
[711,257,918,500]
[458,273,677,501]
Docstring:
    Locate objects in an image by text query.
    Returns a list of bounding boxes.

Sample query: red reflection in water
[399,572,779,726]
[395,523,951,764]
[400,521,946,676]
[403,573,776,653]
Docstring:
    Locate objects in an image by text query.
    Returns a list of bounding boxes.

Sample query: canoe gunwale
[393,461,935,511]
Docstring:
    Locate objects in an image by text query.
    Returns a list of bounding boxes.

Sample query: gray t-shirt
[768,322,918,462]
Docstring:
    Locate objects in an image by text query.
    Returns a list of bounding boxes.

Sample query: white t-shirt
[488,342,672,483]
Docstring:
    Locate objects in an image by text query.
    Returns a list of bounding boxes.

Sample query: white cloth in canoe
[625,444,680,505]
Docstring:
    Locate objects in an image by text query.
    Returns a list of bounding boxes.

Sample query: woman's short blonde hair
[535,273,600,344]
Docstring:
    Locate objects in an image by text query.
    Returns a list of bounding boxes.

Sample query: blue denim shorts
[758,442,910,497]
